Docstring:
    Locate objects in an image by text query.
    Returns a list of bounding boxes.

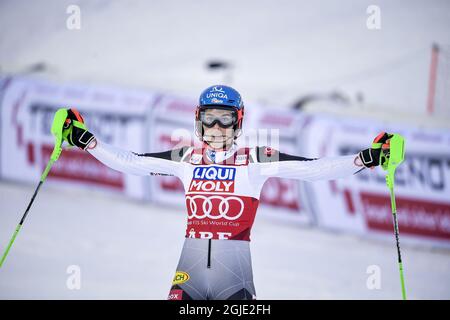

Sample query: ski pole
[0,108,68,268]
[382,133,407,300]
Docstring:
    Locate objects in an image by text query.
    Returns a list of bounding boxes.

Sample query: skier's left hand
[358,132,393,168]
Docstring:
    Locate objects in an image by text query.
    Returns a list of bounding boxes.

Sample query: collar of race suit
[201,142,239,164]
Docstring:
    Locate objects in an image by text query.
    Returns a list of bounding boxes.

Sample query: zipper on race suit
[207,239,212,268]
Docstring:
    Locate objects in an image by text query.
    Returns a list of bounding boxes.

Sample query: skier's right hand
[62,108,96,150]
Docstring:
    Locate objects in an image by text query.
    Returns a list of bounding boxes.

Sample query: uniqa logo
[206,92,228,99]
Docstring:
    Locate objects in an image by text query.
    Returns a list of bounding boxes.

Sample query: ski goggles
[199,110,237,128]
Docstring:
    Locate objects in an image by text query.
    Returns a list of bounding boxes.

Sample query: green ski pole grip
[50,108,68,162]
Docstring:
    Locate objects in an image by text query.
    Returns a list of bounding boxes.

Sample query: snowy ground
[1,180,449,300]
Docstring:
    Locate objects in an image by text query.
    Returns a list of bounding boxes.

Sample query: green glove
[62,108,95,150]
[358,132,393,168]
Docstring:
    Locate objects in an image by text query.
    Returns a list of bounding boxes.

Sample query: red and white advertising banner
[146,94,198,206]
[147,95,313,223]
[249,109,314,223]
[0,76,156,199]
[301,114,450,247]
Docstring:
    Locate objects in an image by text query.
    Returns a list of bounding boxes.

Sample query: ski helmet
[195,85,244,141]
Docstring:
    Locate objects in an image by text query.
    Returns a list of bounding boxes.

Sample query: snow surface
[1,181,449,299]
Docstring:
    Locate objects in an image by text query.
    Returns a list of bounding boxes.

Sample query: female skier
[61,85,391,300]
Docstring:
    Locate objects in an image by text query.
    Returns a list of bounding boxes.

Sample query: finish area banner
[300,114,450,247]
[0,76,156,199]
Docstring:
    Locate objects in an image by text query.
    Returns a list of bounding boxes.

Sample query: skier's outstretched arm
[87,140,187,177]
[61,108,186,178]
[249,132,392,182]
[249,148,363,182]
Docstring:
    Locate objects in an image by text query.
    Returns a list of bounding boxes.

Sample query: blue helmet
[195,85,245,141]
[198,85,244,110]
